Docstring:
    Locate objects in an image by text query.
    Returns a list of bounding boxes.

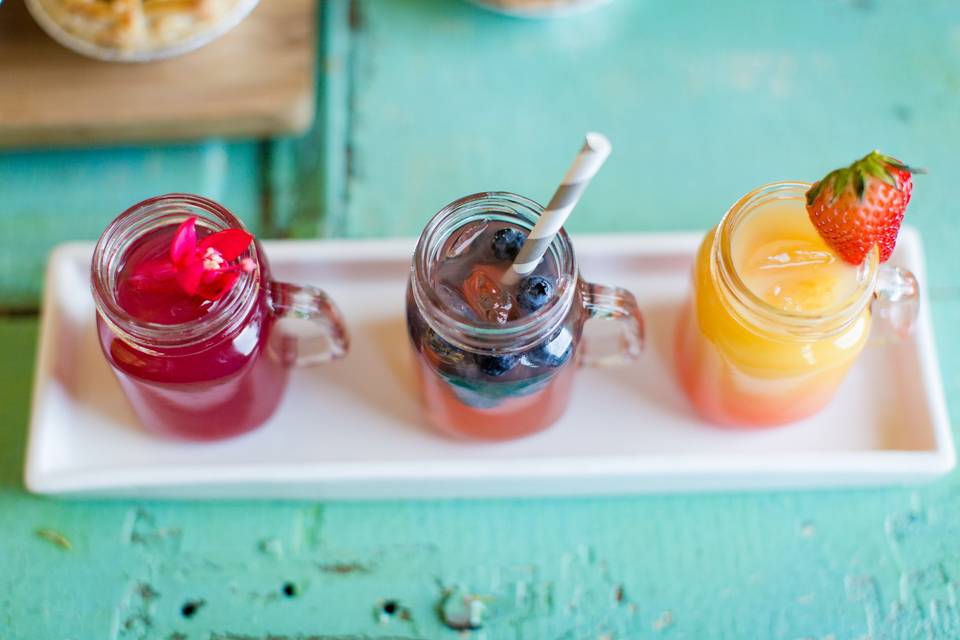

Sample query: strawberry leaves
[806,151,918,205]
[805,151,919,265]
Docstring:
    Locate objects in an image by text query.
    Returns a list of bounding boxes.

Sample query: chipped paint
[653,610,674,632]
[317,561,370,574]
[257,537,284,559]
[114,582,159,640]
[125,508,182,555]
[34,527,72,550]
[438,585,492,631]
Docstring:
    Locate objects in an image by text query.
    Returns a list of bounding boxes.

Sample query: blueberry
[491,228,525,261]
[475,353,518,377]
[424,329,466,365]
[517,276,554,312]
[524,329,573,368]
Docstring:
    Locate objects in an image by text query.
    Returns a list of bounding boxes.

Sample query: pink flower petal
[200,228,254,262]
[175,259,204,296]
[198,271,239,301]
[171,217,198,266]
[164,216,255,301]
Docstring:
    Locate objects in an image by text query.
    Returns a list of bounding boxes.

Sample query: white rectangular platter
[25,229,955,499]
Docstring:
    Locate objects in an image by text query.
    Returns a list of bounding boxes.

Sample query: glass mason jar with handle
[91,194,348,440]
[675,181,919,427]
[406,192,644,440]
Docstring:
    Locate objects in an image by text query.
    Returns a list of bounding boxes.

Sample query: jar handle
[872,265,920,339]
[266,281,349,367]
[580,281,644,367]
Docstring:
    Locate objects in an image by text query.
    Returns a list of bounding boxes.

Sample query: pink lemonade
[409,192,643,440]
[407,208,584,440]
[97,223,287,440]
[412,344,578,440]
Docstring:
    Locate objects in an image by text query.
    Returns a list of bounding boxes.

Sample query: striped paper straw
[501,132,612,286]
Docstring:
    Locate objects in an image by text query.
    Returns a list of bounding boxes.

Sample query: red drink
[92,194,348,440]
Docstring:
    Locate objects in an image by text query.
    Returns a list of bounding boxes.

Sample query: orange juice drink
[675,182,879,427]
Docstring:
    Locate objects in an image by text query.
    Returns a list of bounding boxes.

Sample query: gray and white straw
[501,132,612,286]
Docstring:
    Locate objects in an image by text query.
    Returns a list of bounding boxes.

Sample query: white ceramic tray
[25,229,955,499]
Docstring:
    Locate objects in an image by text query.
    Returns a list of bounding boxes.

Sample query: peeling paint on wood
[34,527,72,551]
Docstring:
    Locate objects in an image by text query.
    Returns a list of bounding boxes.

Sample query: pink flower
[130,217,256,302]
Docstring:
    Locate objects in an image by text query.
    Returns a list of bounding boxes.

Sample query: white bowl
[25,0,261,63]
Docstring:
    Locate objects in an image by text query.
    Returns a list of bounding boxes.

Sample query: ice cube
[445,220,489,259]
[436,284,478,321]
[462,265,513,324]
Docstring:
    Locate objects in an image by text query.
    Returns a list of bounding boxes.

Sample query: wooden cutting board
[0,0,316,147]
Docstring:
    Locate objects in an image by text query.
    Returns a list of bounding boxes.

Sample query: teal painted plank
[0,141,263,308]
[319,0,353,238]
[0,295,958,637]
[340,0,960,291]
[260,2,337,241]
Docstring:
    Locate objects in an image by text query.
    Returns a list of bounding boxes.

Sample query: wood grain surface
[0,0,316,147]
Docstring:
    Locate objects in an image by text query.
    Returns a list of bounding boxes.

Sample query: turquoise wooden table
[2,1,960,637]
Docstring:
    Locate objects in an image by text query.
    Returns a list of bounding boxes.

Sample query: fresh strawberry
[805,150,919,265]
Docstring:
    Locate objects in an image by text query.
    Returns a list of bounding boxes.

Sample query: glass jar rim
[712,181,879,338]
[410,191,579,353]
[90,193,261,352]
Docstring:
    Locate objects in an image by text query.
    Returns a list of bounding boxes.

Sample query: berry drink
[407,192,644,440]
[408,222,581,439]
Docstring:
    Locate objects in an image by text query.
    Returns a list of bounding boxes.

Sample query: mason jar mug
[675,182,919,427]
[91,194,349,440]
[406,192,645,440]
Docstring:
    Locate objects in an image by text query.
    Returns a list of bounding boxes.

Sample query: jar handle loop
[266,281,349,367]
[580,281,644,367]
[872,265,920,340]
